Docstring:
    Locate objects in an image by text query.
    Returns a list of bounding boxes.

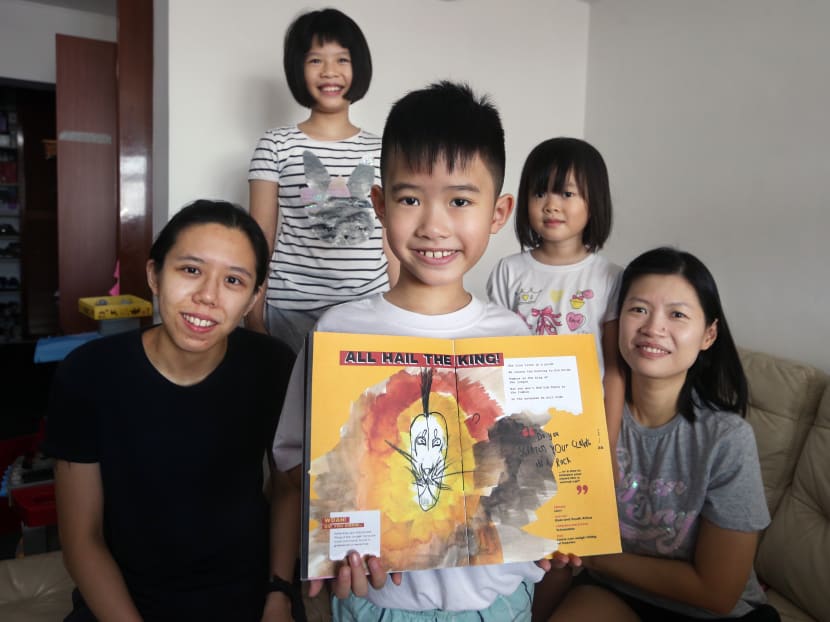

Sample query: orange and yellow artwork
[306,363,558,577]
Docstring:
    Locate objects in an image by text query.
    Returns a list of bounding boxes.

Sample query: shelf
[1,89,40,341]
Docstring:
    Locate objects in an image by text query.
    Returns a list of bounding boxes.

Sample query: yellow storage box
[78,295,153,321]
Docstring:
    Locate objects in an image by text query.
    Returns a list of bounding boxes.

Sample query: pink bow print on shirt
[531,306,562,335]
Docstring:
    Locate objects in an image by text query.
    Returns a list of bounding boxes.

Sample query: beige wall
[9,0,822,372]
[585,0,830,372]
[0,0,115,83]
[156,0,591,298]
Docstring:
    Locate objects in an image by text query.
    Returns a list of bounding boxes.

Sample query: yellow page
[454,334,621,559]
[303,332,620,579]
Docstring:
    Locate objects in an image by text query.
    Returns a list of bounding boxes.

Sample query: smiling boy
[270,82,547,621]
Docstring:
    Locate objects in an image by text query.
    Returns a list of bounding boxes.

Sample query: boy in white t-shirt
[269,81,575,621]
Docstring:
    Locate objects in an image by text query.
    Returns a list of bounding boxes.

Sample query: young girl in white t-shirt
[487,137,624,457]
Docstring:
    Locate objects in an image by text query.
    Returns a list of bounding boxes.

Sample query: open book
[302,331,621,580]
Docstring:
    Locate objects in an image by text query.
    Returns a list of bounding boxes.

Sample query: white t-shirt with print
[272,293,545,612]
[487,252,622,373]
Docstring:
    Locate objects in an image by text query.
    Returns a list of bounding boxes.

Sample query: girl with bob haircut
[514,137,612,252]
[282,7,372,108]
[44,200,297,621]
[247,7,397,353]
[488,136,625,466]
[544,247,778,622]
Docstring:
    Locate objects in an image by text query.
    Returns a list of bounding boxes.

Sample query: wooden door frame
[116,0,153,305]
[56,34,119,334]
[54,2,153,335]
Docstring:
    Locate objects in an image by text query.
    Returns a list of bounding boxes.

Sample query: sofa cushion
[767,590,818,622]
[0,551,73,621]
[756,382,830,622]
[740,349,828,515]
[765,590,818,622]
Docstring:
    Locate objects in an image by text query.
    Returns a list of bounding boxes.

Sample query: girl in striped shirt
[247,8,397,351]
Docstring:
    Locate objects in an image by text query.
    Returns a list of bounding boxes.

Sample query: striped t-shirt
[248,126,389,313]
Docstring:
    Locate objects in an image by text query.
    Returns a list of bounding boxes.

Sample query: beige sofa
[1,348,827,621]
[0,550,73,621]
[742,349,829,622]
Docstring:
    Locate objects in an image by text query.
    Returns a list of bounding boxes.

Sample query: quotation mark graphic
[521,427,534,437]
[577,485,589,495]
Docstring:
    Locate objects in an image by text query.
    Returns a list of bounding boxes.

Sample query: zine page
[302,332,620,579]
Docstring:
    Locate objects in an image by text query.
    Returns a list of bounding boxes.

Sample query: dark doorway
[0,78,59,343]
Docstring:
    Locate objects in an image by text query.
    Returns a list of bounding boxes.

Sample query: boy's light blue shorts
[331,580,534,621]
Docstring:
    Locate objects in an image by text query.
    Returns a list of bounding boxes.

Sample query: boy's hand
[312,551,402,600]
[536,551,583,572]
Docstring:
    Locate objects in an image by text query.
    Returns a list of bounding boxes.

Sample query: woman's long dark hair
[617,247,747,420]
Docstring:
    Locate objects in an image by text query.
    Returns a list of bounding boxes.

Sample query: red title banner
[321,516,364,530]
[339,351,503,368]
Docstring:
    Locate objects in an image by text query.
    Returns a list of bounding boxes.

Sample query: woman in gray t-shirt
[544,247,778,622]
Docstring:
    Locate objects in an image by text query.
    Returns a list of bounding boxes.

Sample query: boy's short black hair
[380,81,506,194]
[283,8,372,108]
[515,137,612,252]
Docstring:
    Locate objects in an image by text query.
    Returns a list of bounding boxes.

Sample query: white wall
[153,0,169,239]
[0,0,115,84]
[160,0,590,298]
[6,0,825,370]
[585,0,830,372]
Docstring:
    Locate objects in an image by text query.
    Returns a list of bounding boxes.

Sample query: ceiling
[21,0,116,17]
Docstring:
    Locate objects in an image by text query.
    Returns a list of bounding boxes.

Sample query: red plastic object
[0,434,39,472]
[10,483,57,527]
[1,434,40,536]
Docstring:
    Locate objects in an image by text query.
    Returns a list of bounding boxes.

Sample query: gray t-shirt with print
[594,402,770,618]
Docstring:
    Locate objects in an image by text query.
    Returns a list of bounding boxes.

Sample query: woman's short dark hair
[515,137,612,252]
[283,8,372,108]
[149,200,270,289]
[616,247,748,420]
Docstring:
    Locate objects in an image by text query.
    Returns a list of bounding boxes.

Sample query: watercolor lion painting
[306,365,558,578]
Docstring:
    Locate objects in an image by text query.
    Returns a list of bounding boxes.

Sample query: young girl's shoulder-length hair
[616,246,748,421]
[515,137,612,252]
[283,8,372,109]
